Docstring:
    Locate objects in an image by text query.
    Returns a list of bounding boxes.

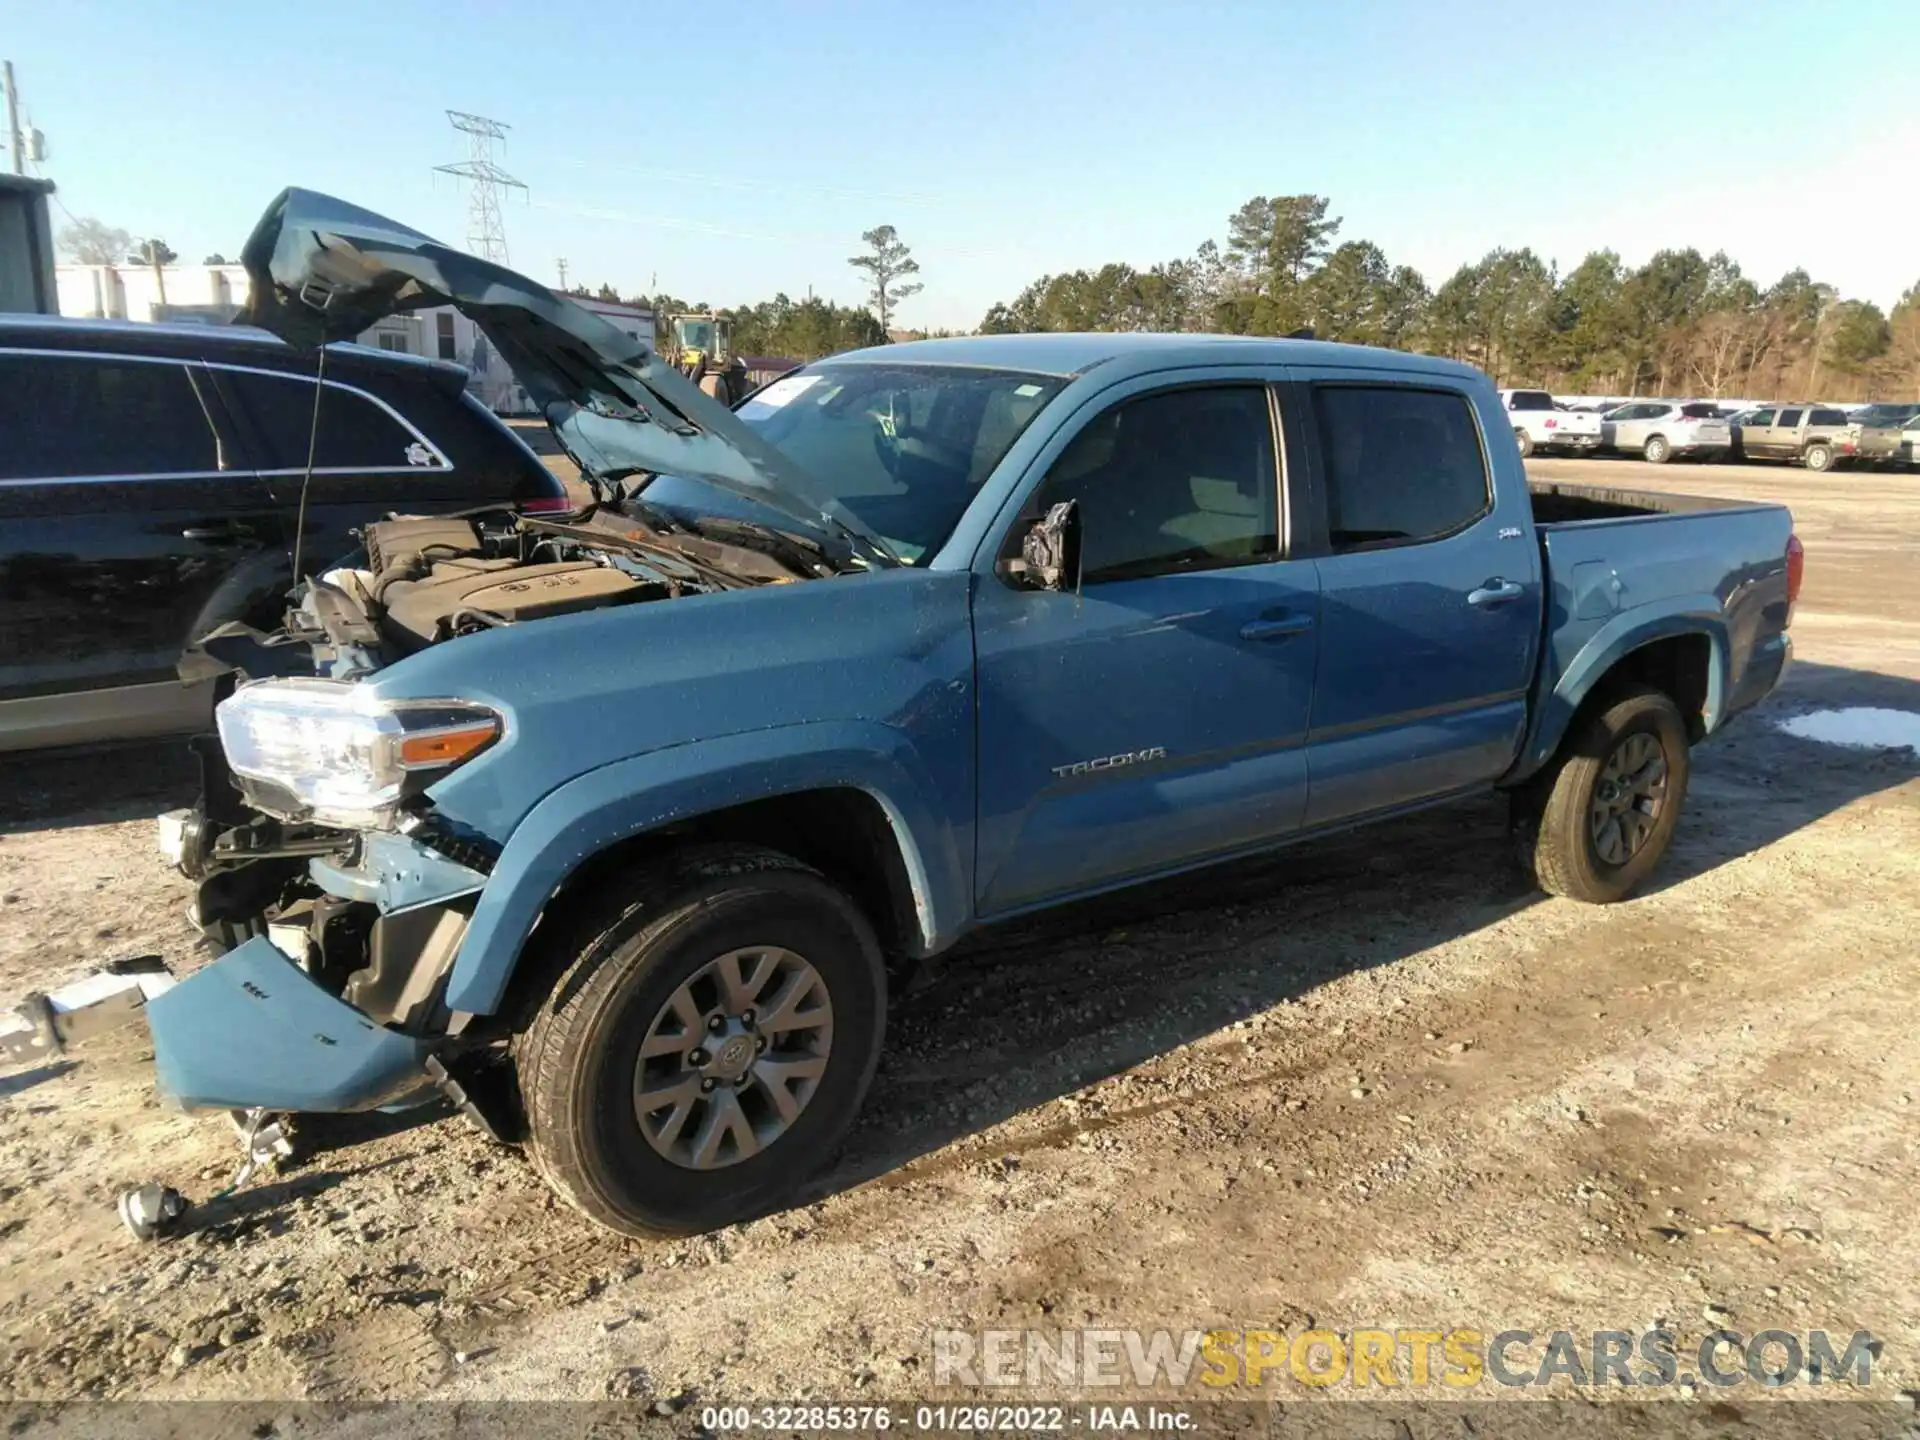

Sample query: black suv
[0,317,570,752]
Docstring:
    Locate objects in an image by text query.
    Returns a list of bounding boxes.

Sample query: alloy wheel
[1588,732,1669,866]
[631,946,833,1170]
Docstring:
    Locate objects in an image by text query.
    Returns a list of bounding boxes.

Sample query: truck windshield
[731,363,1065,564]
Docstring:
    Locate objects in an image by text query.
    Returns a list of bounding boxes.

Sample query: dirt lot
[1,457,1916,1414]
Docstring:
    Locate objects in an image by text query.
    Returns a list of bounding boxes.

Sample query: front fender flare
[1512,598,1728,782]
[441,721,968,1016]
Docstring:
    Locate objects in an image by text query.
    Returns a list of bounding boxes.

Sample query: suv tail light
[517,495,576,514]
[1785,533,1804,614]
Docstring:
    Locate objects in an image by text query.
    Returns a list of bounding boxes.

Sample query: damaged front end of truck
[15,187,892,1160]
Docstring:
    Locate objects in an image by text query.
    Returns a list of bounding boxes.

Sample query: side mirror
[1006,500,1081,592]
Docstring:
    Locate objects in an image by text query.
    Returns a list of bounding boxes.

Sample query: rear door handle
[1467,579,1524,608]
[1239,613,1316,642]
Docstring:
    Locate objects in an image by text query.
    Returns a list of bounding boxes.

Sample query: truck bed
[1526,478,1761,524]
[1513,478,1796,782]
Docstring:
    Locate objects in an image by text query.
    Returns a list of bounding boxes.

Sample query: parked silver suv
[1601,401,1733,463]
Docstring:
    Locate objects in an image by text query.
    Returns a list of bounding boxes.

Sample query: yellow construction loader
[667,312,750,405]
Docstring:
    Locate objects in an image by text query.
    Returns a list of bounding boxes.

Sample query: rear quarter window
[219,369,448,472]
[1809,409,1848,426]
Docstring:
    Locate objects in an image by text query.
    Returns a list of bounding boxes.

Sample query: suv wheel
[1804,442,1834,473]
[512,846,887,1237]
[1643,435,1672,464]
[1514,427,1535,458]
[1518,684,1691,904]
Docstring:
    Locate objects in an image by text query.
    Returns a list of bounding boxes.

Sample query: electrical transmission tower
[434,110,525,264]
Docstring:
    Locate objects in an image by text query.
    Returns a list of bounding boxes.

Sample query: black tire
[511,846,886,1238]
[1519,684,1690,904]
[1803,442,1833,473]
[1515,428,1535,458]
[1643,434,1671,464]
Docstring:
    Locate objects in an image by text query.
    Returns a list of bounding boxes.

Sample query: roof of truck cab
[823,331,1486,382]
[0,314,471,389]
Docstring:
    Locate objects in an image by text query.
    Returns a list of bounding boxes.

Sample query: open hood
[239,188,855,550]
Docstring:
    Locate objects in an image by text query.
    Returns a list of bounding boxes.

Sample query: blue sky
[5,0,1913,329]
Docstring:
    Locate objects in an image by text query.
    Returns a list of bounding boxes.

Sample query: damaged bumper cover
[148,938,430,1112]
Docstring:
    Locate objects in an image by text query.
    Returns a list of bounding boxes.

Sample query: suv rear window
[0,353,218,479]
[1314,386,1490,553]
[220,369,446,472]
[1678,403,1720,419]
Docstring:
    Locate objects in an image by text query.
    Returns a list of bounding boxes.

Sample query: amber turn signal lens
[399,721,498,769]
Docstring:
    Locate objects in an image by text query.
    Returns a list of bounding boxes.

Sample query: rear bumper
[1547,433,1603,450]
[1722,631,1793,729]
[148,938,430,1112]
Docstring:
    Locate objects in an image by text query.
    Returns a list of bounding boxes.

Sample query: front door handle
[1239,613,1316,642]
[1467,579,1524,608]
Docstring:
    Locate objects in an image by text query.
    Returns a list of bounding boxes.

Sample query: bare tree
[848,225,923,332]
[59,217,132,265]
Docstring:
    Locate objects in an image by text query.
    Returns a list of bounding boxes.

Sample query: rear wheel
[1643,435,1672,464]
[1803,442,1834,473]
[512,846,887,1237]
[1519,684,1691,904]
[1515,427,1535,458]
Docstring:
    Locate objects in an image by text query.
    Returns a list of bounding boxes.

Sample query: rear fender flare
[1511,600,1728,782]
[441,721,968,1016]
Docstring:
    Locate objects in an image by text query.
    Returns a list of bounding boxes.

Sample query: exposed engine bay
[238,502,846,681]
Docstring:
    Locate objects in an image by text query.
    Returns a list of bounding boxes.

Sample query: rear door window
[1777,409,1805,427]
[217,369,448,473]
[0,352,218,479]
[1312,385,1490,553]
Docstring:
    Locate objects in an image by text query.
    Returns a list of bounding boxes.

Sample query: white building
[52,262,655,416]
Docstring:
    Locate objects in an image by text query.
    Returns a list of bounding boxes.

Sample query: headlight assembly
[215,678,500,830]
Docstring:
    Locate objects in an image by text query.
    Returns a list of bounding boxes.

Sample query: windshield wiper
[815,500,907,570]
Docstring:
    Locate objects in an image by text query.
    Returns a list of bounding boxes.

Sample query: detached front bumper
[149,938,431,1112]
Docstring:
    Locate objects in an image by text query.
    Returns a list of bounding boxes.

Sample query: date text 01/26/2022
[699,1404,1195,1431]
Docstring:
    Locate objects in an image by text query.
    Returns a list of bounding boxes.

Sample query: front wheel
[1519,684,1691,903]
[1803,443,1834,473]
[1643,435,1672,464]
[512,846,887,1237]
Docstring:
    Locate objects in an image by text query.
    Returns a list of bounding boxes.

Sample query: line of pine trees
[977,195,1920,402]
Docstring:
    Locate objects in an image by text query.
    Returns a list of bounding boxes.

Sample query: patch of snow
[1775,707,1920,751]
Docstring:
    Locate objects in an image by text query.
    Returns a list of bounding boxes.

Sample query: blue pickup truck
[132,191,1798,1237]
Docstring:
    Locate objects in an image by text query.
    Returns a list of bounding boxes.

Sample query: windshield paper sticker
[750,375,824,409]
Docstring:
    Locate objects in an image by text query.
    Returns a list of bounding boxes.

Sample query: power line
[434,110,525,264]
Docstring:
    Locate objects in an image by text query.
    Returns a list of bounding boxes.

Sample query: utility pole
[433,111,525,264]
[556,257,569,292]
[4,62,23,175]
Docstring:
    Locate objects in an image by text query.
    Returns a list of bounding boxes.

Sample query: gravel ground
[1,458,1916,1414]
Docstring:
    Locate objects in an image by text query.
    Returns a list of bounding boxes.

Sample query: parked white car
[1499,388,1604,457]
[1601,401,1733,463]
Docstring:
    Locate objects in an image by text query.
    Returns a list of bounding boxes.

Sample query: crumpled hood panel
[239,187,834,540]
